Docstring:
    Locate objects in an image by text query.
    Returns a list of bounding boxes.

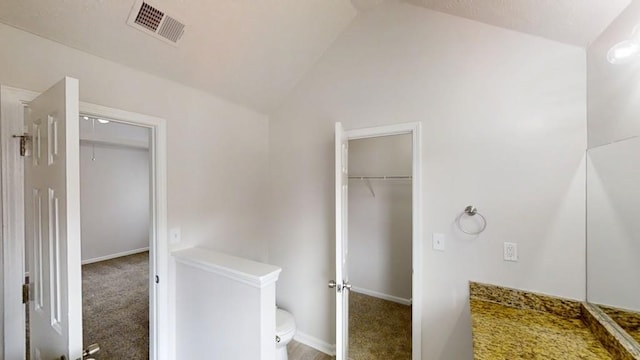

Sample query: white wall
[349,134,412,176]
[80,136,150,263]
[268,2,587,359]
[586,137,640,311]
[588,0,640,148]
[0,22,270,262]
[348,135,412,301]
[0,22,270,359]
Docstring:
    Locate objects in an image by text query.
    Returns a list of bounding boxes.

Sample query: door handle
[329,280,351,292]
[329,280,342,292]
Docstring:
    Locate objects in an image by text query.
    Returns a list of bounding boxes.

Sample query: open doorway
[333,122,422,360]
[1,83,169,360]
[347,134,413,359]
[22,115,155,359]
[79,115,151,359]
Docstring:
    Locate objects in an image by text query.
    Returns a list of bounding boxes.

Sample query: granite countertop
[626,327,640,345]
[600,305,640,346]
[470,298,613,359]
[466,282,640,360]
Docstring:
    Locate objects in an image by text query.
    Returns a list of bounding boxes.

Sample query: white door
[334,122,350,360]
[24,77,83,360]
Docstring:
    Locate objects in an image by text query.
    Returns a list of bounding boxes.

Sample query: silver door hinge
[12,134,32,157]
[22,283,29,304]
[82,343,100,358]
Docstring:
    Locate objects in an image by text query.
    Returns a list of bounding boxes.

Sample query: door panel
[25,77,82,360]
[334,122,349,360]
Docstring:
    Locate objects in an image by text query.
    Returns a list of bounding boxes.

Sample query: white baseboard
[351,286,412,306]
[82,247,149,265]
[294,330,336,356]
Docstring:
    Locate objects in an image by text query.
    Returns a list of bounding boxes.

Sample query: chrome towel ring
[456,205,487,235]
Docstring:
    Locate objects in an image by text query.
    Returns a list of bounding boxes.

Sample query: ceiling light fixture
[97,119,110,124]
[608,25,640,64]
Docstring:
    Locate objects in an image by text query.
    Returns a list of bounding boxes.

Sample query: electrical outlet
[504,242,518,261]
[169,227,181,244]
[433,233,445,251]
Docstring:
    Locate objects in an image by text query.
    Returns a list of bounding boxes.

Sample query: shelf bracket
[364,178,375,197]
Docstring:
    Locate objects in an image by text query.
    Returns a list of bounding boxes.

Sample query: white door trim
[1,85,169,360]
[0,85,38,360]
[344,121,422,360]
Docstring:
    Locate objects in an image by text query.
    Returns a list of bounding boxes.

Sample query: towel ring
[456,205,487,235]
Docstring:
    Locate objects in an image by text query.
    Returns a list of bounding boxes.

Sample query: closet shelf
[348,175,412,180]
[348,175,412,197]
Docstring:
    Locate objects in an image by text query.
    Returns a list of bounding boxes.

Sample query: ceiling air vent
[127,0,185,46]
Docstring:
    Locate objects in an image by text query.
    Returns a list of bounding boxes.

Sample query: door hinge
[12,134,32,157]
[22,283,29,304]
[82,343,100,358]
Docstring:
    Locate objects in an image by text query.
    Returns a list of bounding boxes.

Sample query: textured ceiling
[0,0,632,113]
[406,0,631,47]
[0,0,357,113]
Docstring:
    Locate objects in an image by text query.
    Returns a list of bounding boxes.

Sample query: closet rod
[348,175,412,180]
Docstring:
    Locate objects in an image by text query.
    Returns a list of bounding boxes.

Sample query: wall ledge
[172,247,281,288]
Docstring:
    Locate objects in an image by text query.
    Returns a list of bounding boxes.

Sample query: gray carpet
[349,292,412,360]
[82,252,149,359]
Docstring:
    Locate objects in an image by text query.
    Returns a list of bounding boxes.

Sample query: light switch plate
[504,242,518,261]
[433,233,445,251]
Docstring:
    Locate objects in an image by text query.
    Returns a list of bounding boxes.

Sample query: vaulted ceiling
[0,0,631,113]
[0,0,358,113]
[407,0,631,47]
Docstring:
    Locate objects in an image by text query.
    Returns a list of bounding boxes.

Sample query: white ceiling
[0,0,632,113]
[406,0,631,47]
[0,0,357,113]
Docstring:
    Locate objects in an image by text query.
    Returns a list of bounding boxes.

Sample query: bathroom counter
[467,282,637,359]
[600,305,640,345]
[470,299,613,359]
[628,328,640,346]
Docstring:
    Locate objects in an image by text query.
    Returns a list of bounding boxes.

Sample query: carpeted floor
[82,252,149,359]
[348,292,411,360]
[30,257,407,360]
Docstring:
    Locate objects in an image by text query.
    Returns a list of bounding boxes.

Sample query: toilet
[275,308,296,360]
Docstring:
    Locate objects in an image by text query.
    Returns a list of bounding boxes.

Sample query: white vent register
[127,0,185,45]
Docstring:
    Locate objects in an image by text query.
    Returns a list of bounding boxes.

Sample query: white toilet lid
[276,309,295,335]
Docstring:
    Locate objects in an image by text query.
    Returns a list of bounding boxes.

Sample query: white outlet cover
[169,227,181,244]
[433,233,445,251]
[504,242,518,261]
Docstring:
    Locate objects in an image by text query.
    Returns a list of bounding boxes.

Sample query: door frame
[0,85,169,360]
[342,121,422,360]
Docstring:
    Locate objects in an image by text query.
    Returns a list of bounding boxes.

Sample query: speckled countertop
[469,282,616,360]
[601,305,640,346]
[470,299,613,359]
